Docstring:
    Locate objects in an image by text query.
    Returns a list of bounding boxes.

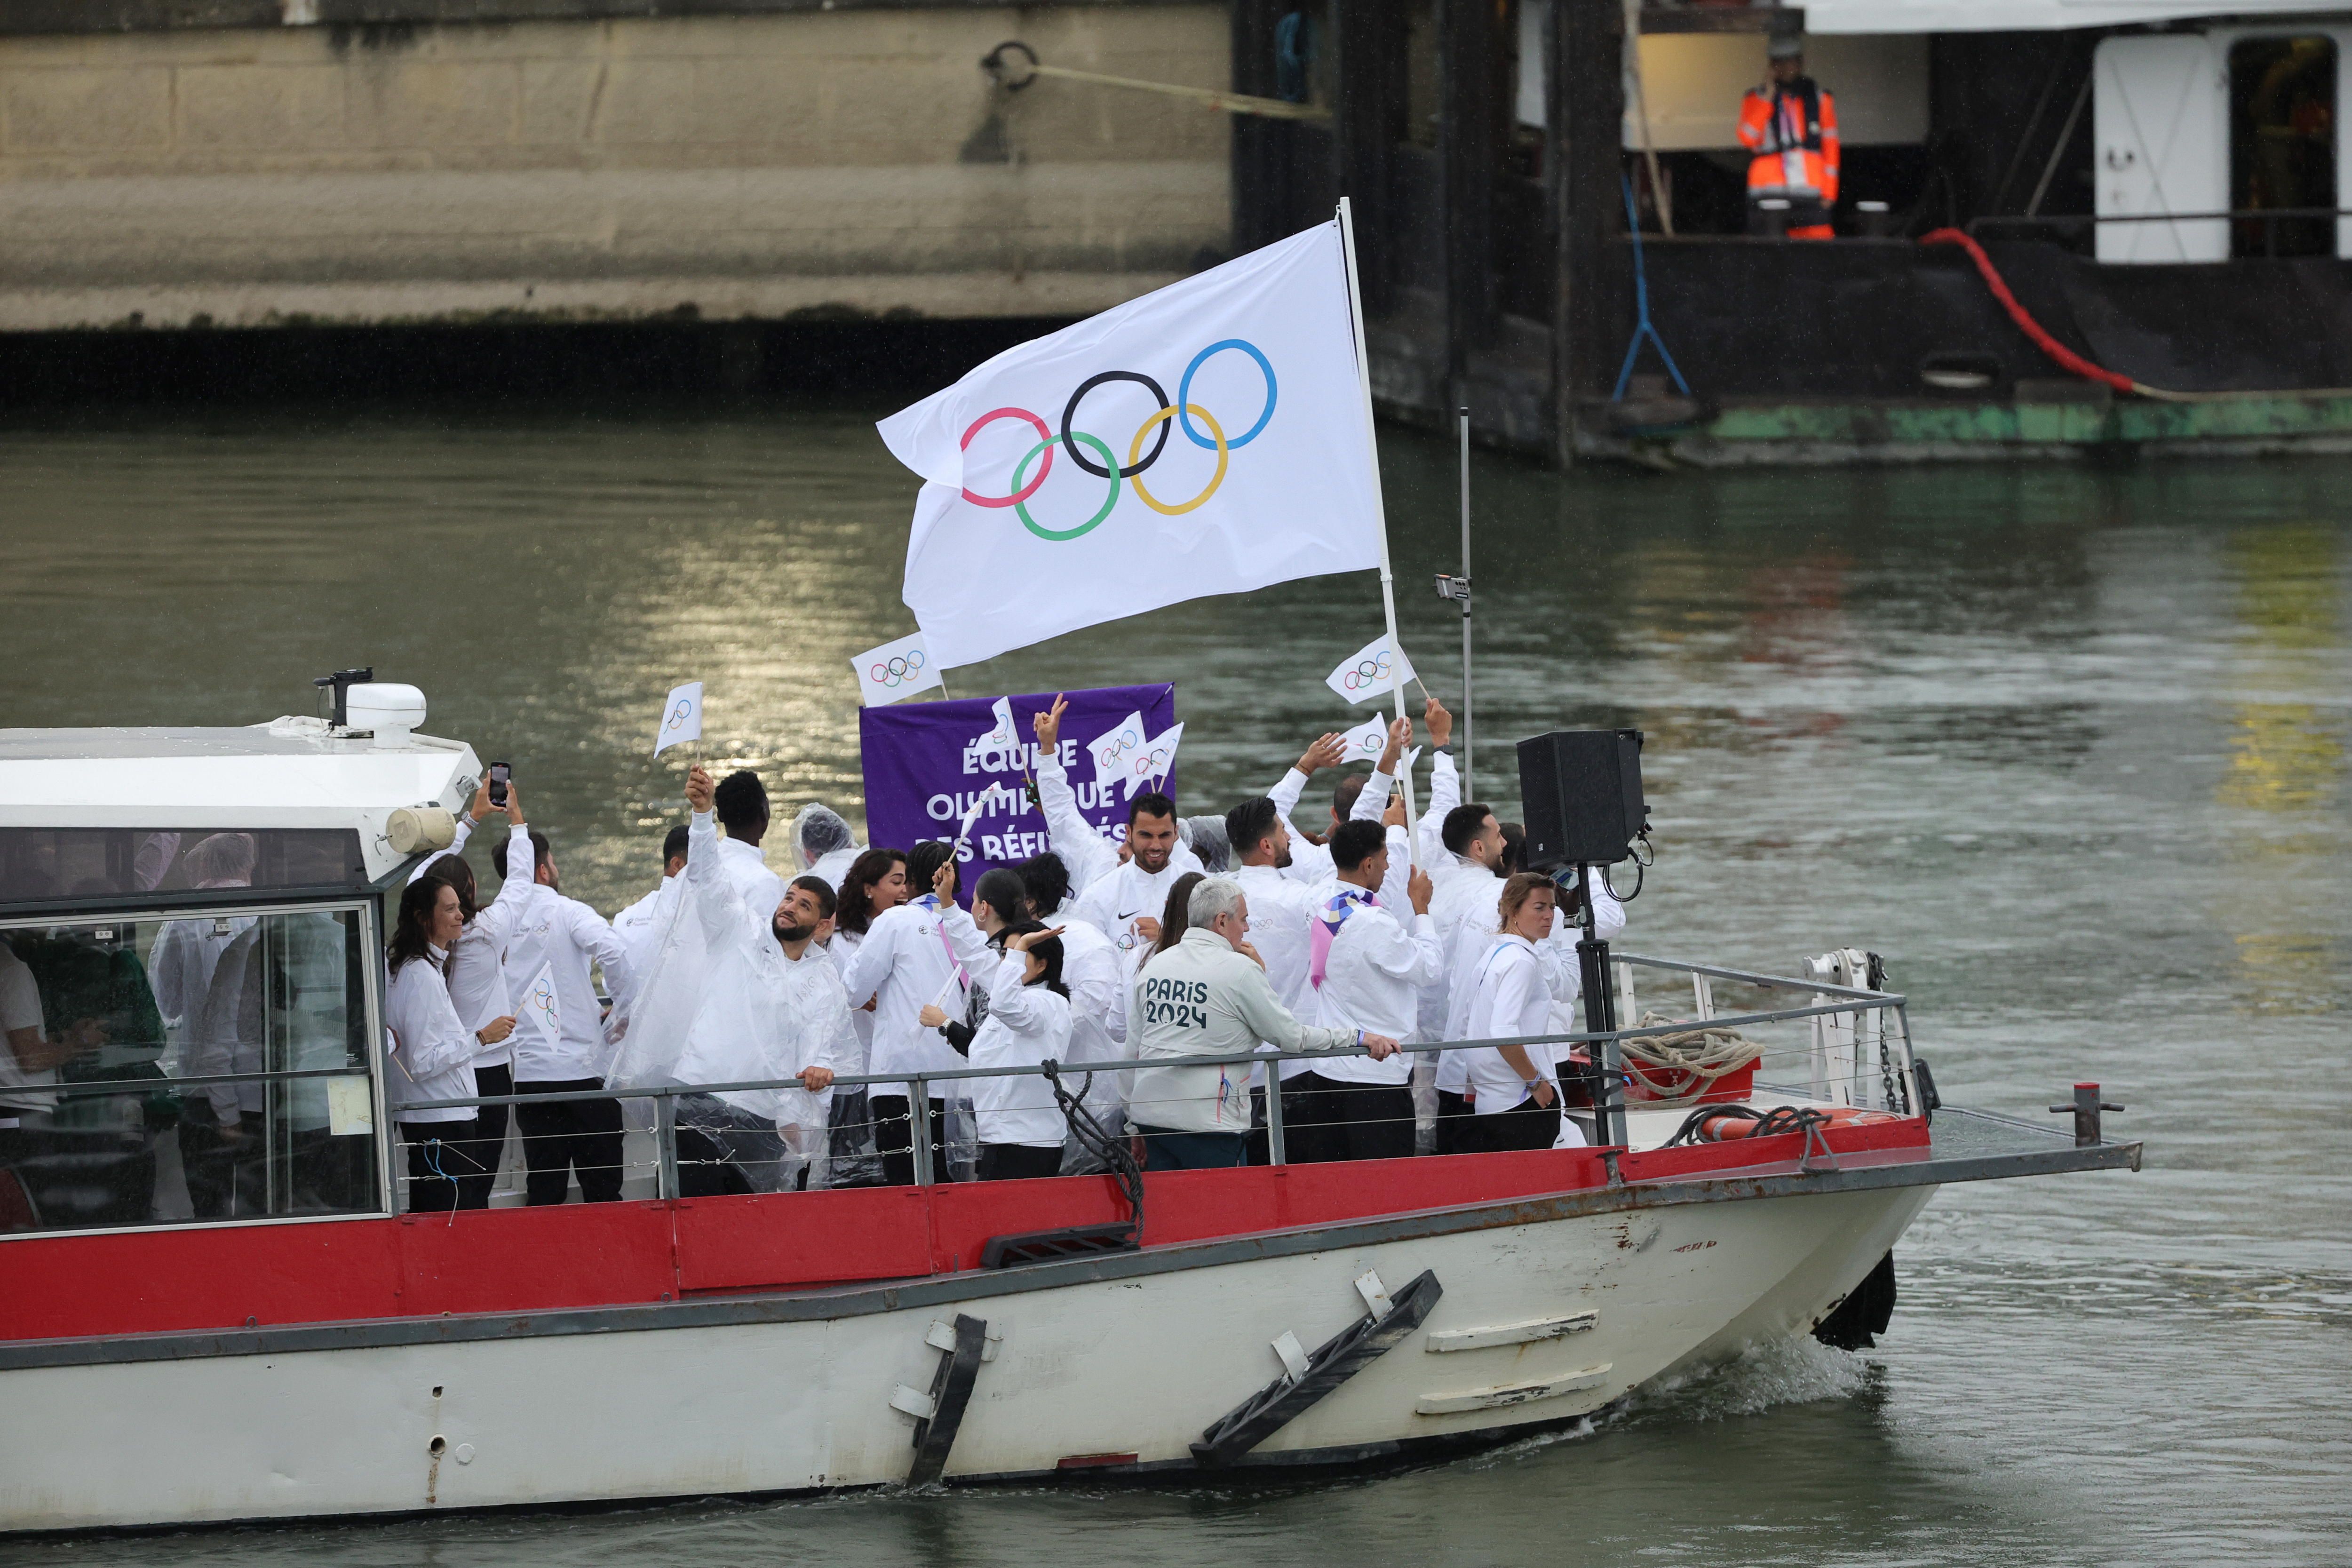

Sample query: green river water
[4,414,2348,1565]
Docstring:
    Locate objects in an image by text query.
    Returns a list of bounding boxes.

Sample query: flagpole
[1336,196,1416,867]
[1457,405,1474,802]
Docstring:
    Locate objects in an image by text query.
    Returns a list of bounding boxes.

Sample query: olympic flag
[852,631,942,706]
[653,681,703,756]
[877,220,1383,669]
[1326,634,1417,706]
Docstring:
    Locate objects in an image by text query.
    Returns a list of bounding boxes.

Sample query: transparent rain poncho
[609,816,857,1186]
[792,802,860,877]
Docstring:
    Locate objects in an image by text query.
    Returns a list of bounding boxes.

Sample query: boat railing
[359,954,1917,1195]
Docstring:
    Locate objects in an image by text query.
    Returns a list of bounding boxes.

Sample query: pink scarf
[1308,885,1376,991]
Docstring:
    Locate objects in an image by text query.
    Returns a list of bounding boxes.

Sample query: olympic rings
[1177,340,1277,451]
[959,407,1055,508]
[952,340,1278,539]
[1061,372,1172,479]
[1099,727,1142,761]
[664,699,694,730]
[1341,653,1392,692]
[869,650,928,688]
[1128,405,1228,516]
[1012,432,1121,541]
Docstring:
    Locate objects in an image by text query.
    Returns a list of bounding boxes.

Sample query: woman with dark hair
[838,849,968,1186]
[834,848,908,942]
[406,775,529,1206]
[384,877,488,1212]
[1149,871,1206,961]
[936,903,1071,1182]
[1455,873,1583,1155]
[821,846,906,1187]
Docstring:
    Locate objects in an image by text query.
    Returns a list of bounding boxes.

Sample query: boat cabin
[0,691,476,1233]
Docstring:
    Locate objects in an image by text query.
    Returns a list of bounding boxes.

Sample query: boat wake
[1467,1333,1878,1472]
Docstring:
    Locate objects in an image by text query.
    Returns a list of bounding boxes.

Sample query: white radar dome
[345,683,427,743]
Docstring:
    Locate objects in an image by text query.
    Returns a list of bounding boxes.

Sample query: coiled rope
[1619,1010,1765,1108]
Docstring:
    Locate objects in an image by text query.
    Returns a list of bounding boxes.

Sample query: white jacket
[1459,934,1581,1119]
[837,894,964,1099]
[384,950,480,1125]
[408,820,537,1065]
[941,910,1073,1148]
[500,882,636,1084]
[1306,838,1444,1084]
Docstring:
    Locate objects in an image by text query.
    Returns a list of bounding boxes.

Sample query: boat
[0,683,2139,1534]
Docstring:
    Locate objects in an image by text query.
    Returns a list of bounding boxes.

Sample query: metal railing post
[1264,1067,1288,1165]
[655,1093,679,1200]
[911,1079,935,1186]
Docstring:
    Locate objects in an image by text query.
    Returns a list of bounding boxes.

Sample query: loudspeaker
[1517,730,1647,869]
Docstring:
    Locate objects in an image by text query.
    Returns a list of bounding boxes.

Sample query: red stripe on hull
[0,1121,1928,1344]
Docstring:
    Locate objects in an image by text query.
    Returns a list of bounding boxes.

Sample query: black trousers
[871,1095,950,1186]
[1135,1125,1247,1171]
[514,1078,626,1204]
[453,1062,511,1210]
[1280,1072,1416,1164]
[1246,1082,1272,1166]
[178,1102,268,1218]
[1433,1089,1473,1156]
[977,1143,1065,1182]
[401,1117,486,1212]
[1455,1097,1562,1154]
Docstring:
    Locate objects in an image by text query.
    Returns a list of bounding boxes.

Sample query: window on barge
[0,889,384,1236]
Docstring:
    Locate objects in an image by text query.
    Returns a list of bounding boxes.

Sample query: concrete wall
[0,6,1232,331]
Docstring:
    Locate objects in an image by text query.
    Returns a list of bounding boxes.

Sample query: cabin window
[0,826,369,905]
[2230,36,2336,257]
[0,903,382,1235]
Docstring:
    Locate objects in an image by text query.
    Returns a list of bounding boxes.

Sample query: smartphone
[488,762,511,809]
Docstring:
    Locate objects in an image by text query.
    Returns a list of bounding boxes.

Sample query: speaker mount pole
[1574,862,1624,1149]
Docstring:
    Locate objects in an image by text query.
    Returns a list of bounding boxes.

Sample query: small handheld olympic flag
[1125,721,1184,799]
[969,696,1019,757]
[1326,635,1417,706]
[653,681,704,757]
[1339,713,1387,764]
[852,631,941,707]
[1085,710,1147,783]
[523,960,561,1045]
[1338,714,1419,780]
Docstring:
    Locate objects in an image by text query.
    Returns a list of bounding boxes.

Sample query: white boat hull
[0,1182,1929,1531]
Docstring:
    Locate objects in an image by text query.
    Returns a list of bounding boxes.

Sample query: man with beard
[664,766,839,1195]
[1030,695,1203,979]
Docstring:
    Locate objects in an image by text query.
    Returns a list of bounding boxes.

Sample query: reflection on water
[2213,525,2346,1017]
[4,416,2352,1564]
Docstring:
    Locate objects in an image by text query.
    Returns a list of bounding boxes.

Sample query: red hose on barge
[1917,228,2352,403]
[1918,228,2137,395]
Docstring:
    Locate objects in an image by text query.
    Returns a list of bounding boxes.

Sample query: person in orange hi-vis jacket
[1738,32,1839,239]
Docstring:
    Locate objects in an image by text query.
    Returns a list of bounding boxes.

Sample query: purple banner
[858,684,1178,898]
